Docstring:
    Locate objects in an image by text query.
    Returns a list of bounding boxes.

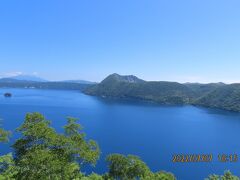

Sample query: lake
[0,88,240,180]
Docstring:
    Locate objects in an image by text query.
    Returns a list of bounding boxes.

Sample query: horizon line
[0,73,239,85]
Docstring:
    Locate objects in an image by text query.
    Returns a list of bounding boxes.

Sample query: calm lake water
[0,88,240,180]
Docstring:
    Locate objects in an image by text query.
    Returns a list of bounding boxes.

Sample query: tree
[0,123,14,179]
[0,122,10,142]
[106,154,176,180]
[106,154,151,179]
[206,171,239,180]
[149,171,176,180]
[81,173,104,180]
[0,153,17,179]
[11,113,100,179]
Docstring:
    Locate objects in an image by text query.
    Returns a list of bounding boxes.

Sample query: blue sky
[0,0,240,83]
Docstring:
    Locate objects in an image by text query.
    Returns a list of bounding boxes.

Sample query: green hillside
[194,84,240,112]
[185,82,225,97]
[84,74,240,112]
[85,74,195,105]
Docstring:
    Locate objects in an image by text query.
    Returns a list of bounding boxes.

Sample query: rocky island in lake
[4,93,12,97]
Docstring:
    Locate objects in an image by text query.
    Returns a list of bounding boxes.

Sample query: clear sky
[0,0,240,83]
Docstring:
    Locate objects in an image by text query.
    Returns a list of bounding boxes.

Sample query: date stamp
[172,154,238,163]
[172,154,213,163]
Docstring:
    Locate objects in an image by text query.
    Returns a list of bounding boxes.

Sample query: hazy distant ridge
[9,75,48,82]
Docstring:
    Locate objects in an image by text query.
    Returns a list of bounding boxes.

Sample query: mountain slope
[101,73,145,84]
[194,84,240,111]
[185,82,225,97]
[84,73,240,112]
[84,74,195,104]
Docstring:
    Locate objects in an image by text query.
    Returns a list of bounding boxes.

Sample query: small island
[4,93,12,97]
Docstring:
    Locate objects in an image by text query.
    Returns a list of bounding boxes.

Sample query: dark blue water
[0,88,240,180]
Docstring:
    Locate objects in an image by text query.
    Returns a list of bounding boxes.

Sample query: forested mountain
[184,82,225,97]
[194,83,240,112]
[101,73,145,84]
[84,74,240,112]
[84,74,194,104]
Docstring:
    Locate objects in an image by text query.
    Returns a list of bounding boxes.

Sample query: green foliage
[0,121,10,143]
[106,153,176,180]
[11,112,100,179]
[195,84,240,112]
[106,154,151,179]
[81,173,104,180]
[141,171,176,180]
[185,83,225,97]
[0,128,10,143]
[153,171,176,180]
[205,171,239,180]
[0,154,17,179]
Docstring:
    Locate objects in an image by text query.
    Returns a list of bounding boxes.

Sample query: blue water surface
[0,88,240,180]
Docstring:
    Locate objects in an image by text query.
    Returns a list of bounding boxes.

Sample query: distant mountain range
[9,75,48,82]
[0,75,96,84]
[0,77,92,91]
[61,80,97,84]
[0,73,239,112]
[84,73,240,112]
